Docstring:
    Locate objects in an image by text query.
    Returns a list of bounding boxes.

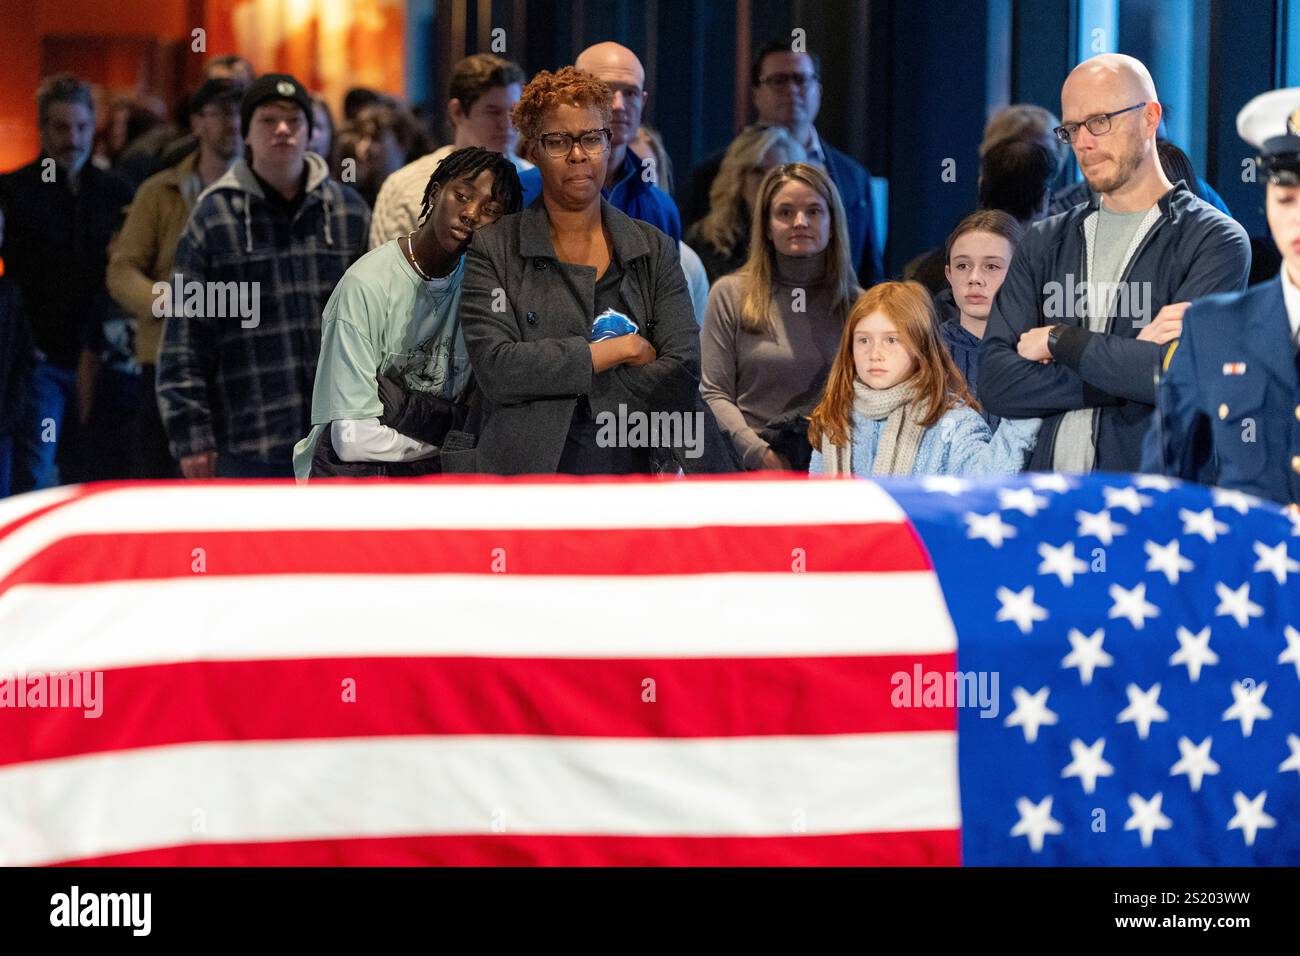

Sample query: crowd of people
[1,38,1298,507]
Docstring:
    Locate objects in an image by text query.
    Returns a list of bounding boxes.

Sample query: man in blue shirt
[516,42,681,241]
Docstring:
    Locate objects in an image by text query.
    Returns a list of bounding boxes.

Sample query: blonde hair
[738,162,859,334]
[694,125,805,257]
[808,282,978,447]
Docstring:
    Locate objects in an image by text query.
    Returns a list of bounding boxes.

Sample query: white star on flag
[1280,626,1300,679]
[1103,485,1154,514]
[1135,475,1177,492]
[995,585,1049,634]
[1004,686,1059,743]
[1169,626,1218,682]
[966,511,1017,547]
[1279,734,1300,777]
[999,486,1049,516]
[921,476,969,495]
[1076,509,1126,545]
[1144,539,1194,584]
[1213,582,1263,628]
[1227,791,1276,847]
[1222,680,1272,737]
[1061,628,1113,685]
[1061,738,1114,793]
[1028,474,1073,493]
[1117,683,1169,739]
[1109,582,1160,630]
[1212,488,1258,514]
[1038,541,1088,586]
[1252,541,1299,585]
[1170,736,1220,792]
[1010,795,1064,852]
[1124,792,1173,848]
[1180,507,1229,543]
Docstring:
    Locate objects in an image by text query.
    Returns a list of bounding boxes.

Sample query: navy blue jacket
[518,149,682,242]
[978,183,1250,472]
[1141,276,1300,505]
[683,139,883,287]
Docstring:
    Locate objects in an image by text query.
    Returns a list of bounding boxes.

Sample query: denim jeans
[11,360,78,494]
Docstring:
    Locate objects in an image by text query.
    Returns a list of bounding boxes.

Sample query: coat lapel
[1244,276,1298,391]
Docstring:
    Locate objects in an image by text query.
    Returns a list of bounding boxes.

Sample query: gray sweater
[700,252,847,468]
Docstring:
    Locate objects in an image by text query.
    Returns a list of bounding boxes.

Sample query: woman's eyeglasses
[538,128,611,158]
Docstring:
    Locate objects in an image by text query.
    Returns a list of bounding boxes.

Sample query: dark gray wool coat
[442,199,706,475]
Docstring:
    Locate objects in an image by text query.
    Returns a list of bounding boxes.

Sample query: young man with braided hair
[294,146,522,479]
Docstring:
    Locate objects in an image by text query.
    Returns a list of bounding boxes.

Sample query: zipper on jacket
[1075,205,1167,463]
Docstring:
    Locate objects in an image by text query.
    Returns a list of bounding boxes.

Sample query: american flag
[0,474,1294,866]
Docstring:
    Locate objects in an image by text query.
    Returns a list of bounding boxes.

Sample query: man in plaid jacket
[158,74,369,478]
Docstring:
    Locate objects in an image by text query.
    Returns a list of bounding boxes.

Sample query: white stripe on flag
[0,486,78,530]
[0,732,960,866]
[0,573,956,674]
[0,480,907,582]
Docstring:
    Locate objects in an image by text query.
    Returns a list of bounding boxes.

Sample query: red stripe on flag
[0,523,929,594]
[0,654,957,766]
[52,829,961,867]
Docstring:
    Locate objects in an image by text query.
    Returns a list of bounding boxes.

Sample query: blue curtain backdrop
[419,0,1288,277]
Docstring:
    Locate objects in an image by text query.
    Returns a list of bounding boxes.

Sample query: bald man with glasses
[977,53,1249,475]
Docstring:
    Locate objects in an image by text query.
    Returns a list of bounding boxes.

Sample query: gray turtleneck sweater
[700,251,848,469]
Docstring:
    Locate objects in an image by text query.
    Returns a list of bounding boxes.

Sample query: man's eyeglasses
[538,128,611,158]
[757,72,819,91]
[1053,102,1146,144]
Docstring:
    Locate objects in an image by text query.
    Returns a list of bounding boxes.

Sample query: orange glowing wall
[0,0,405,173]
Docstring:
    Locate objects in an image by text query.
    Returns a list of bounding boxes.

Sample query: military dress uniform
[1142,89,1300,507]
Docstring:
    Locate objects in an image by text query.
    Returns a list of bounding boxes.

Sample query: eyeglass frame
[1053,102,1147,145]
[537,127,612,158]
[756,71,820,91]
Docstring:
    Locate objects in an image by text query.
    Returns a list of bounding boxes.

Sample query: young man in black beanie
[157,73,371,479]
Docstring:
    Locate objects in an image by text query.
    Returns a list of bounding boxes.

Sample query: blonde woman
[701,162,860,470]
[686,125,806,283]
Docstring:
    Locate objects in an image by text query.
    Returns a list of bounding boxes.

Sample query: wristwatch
[1046,324,1065,356]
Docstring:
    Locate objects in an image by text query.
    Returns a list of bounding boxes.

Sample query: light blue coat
[809,406,1040,478]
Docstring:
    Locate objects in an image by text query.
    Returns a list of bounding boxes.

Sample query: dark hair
[354,102,431,163]
[750,39,821,88]
[1157,139,1202,198]
[978,139,1053,222]
[205,55,254,83]
[944,209,1024,263]
[418,146,524,224]
[343,87,385,121]
[36,73,94,127]
[448,54,526,116]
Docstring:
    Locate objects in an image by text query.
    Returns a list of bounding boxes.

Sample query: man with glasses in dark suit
[682,38,883,286]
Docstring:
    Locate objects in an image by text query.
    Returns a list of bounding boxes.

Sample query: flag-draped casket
[0,474,1296,865]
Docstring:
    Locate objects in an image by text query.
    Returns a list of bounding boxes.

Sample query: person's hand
[619,334,657,367]
[1017,326,1054,363]
[761,448,792,471]
[589,334,657,372]
[180,451,217,479]
[1136,302,1188,345]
